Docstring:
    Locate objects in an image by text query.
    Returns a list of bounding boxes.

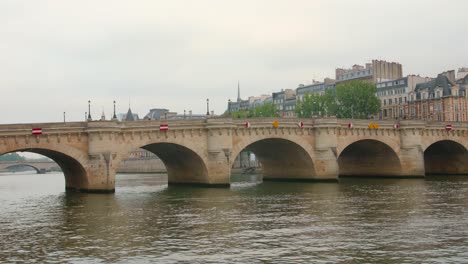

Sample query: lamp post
[113,100,117,120]
[228,99,231,113]
[184,109,186,119]
[85,112,87,121]
[87,100,92,120]
[63,112,66,123]
[206,98,210,116]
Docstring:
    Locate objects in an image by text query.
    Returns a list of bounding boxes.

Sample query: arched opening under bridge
[233,138,317,181]
[338,139,402,177]
[5,164,42,173]
[121,143,208,186]
[424,140,468,175]
[0,149,87,192]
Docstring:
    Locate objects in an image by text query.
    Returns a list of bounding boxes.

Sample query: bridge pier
[313,120,339,181]
[203,120,232,187]
[399,126,425,177]
[66,152,116,193]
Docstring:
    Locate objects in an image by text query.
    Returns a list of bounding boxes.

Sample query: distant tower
[100,108,106,121]
[237,81,241,102]
[125,108,135,121]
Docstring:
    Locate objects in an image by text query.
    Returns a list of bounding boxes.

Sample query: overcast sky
[1,0,467,124]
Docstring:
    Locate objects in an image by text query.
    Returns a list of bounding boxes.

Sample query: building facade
[272,89,296,117]
[407,73,468,122]
[458,67,468,80]
[227,83,272,113]
[296,78,336,101]
[377,75,433,119]
[336,60,403,84]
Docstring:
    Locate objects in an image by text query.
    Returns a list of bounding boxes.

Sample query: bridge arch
[4,164,42,173]
[231,136,317,180]
[424,140,468,175]
[338,139,402,177]
[0,148,88,191]
[119,142,209,185]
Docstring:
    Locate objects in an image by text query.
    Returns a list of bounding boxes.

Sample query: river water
[0,172,467,263]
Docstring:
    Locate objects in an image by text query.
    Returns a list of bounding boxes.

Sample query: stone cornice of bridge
[0,122,87,137]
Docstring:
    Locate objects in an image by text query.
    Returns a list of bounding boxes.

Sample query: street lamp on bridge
[87,100,92,121]
[206,98,210,116]
[113,100,117,120]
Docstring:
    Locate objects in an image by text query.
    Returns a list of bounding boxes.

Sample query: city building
[336,60,403,84]
[296,78,336,101]
[127,149,157,159]
[117,108,140,121]
[248,94,272,108]
[407,71,468,122]
[144,108,205,120]
[457,67,468,80]
[145,108,173,120]
[272,89,296,117]
[227,82,272,113]
[377,75,433,119]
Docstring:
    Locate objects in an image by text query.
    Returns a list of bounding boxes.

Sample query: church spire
[125,107,135,121]
[237,80,241,102]
[100,107,106,121]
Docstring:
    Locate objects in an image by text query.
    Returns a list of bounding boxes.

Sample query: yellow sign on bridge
[368,123,379,129]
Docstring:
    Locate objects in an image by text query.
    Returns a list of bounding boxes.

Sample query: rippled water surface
[0,172,467,263]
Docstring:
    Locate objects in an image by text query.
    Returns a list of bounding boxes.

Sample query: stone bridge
[0,118,466,193]
[0,160,59,173]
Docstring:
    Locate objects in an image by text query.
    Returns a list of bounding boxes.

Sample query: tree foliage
[230,102,279,118]
[295,93,323,118]
[334,80,380,118]
[295,80,380,119]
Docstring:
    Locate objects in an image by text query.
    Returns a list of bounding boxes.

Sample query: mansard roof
[415,74,455,96]
[458,74,468,85]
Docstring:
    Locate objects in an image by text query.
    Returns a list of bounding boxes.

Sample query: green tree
[295,93,327,118]
[0,153,26,161]
[295,80,380,119]
[250,102,279,117]
[230,102,279,118]
[334,80,380,119]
